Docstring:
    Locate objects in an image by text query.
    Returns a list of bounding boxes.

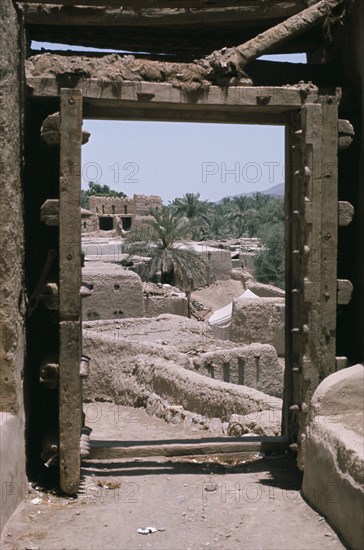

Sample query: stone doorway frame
[27,78,342,492]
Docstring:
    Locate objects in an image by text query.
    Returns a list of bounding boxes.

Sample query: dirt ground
[1,404,345,550]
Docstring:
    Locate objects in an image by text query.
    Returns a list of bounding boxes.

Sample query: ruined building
[0,0,363,547]
[84,194,162,232]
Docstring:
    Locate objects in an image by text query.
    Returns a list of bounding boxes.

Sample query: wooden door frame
[27,79,341,490]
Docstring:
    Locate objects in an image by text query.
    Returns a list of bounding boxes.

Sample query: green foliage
[81,181,127,208]
[122,189,285,289]
[170,193,212,240]
[123,206,206,290]
[206,192,285,286]
[254,223,285,289]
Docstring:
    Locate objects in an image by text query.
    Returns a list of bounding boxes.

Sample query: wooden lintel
[83,104,290,124]
[89,436,289,460]
[27,77,319,112]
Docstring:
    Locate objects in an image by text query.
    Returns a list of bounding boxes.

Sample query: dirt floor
[1,404,345,550]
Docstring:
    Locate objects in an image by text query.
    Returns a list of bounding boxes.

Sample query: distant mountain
[228,182,284,200]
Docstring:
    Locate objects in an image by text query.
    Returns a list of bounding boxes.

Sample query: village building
[83,194,163,233]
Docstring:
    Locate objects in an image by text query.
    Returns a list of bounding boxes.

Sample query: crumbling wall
[230,297,285,356]
[82,261,144,320]
[143,293,188,318]
[88,195,135,216]
[190,344,283,398]
[86,194,162,233]
[82,323,281,420]
[134,194,163,215]
[0,0,26,532]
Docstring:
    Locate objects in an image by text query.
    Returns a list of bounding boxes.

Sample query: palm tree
[202,204,230,240]
[254,223,285,288]
[123,207,206,290]
[171,193,211,240]
[251,192,270,210]
[230,195,253,236]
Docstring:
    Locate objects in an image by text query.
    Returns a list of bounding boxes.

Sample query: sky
[32,42,306,203]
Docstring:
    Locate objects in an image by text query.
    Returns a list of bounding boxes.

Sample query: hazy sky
[32,42,305,202]
[81,121,286,202]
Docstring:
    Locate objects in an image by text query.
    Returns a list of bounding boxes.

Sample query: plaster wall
[303,365,364,550]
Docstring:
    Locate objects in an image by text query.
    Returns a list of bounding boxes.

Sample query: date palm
[123,207,206,289]
[171,193,211,240]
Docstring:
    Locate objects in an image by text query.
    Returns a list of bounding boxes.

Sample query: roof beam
[27,25,321,60]
[205,0,346,74]
[19,1,308,13]
[21,3,308,27]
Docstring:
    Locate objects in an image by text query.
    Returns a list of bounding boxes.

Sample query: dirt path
[1,405,345,550]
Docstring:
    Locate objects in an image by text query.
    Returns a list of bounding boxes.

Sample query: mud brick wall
[0,0,26,532]
[82,261,144,320]
[190,344,283,398]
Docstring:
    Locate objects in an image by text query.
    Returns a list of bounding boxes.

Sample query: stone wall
[230,297,285,356]
[0,0,26,532]
[82,261,144,320]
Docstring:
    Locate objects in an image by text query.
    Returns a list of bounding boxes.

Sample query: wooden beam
[21,2,308,25]
[27,77,319,110]
[82,104,290,124]
[59,88,83,495]
[88,436,289,460]
[320,98,338,379]
[208,0,346,71]
[21,6,304,28]
[26,25,322,60]
[18,0,307,10]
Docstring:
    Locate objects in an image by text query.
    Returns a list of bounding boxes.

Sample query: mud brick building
[85,194,162,232]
